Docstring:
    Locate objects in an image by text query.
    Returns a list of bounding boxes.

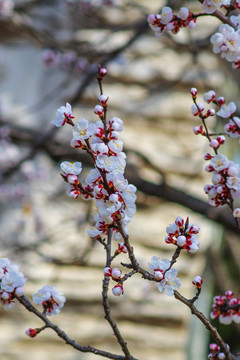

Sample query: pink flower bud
[98,94,109,106]
[117,242,127,253]
[206,109,215,117]
[175,216,184,227]
[217,97,225,106]
[188,19,196,29]
[204,153,213,160]
[216,185,224,194]
[203,90,216,103]
[98,67,107,79]
[189,225,200,234]
[67,174,79,185]
[209,344,219,352]
[15,287,24,296]
[71,139,84,149]
[25,328,38,338]
[1,292,10,300]
[165,235,175,244]
[217,135,225,145]
[147,14,158,25]
[210,139,219,149]
[193,125,203,135]
[205,164,214,172]
[112,284,124,296]
[103,267,112,276]
[225,290,233,298]
[154,270,163,280]
[191,102,204,116]
[204,184,212,193]
[94,105,104,116]
[176,235,186,246]
[190,87,198,98]
[111,268,122,279]
[192,275,203,288]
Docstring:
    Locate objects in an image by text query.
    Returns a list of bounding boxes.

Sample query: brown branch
[102,229,135,360]
[16,294,136,360]
[174,291,236,360]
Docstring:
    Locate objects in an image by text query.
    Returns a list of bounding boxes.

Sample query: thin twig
[102,229,135,360]
[174,291,236,360]
[16,294,136,360]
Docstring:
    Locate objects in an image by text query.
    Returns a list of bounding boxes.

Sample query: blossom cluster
[208,343,227,360]
[204,153,240,207]
[191,89,240,142]
[210,17,240,69]
[0,257,26,310]
[148,256,181,296]
[148,2,240,70]
[190,89,240,209]
[201,0,231,14]
[32,285,66,316]
[42,49,89,74]
[165,216,200,254]
[147,6,196,37]
[210,291,240,325]
[52,74,137,242]
[103,267,124,296]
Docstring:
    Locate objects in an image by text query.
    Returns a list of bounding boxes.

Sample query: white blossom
[1,269,26,292]
[51,103,73,127]
[96,154,120,172]
[33,285,66,316]
[216,101,236,118]
[202,0,230,14]
[160,6,173,25]
[158,268,181,296]
[60,161,82,175]
[73,118,96,140]
[210,154,229,171]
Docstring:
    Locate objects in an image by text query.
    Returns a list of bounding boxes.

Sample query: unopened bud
[98,94,109,106]
[206,109,215,117]
[204,153,213,160]
[190,87,198,98]
[25,328,38,338]
[176,235,186,246]
[94,105,104,116]
[217,97,225,106]
[111,268,122,279]
[154,270,163,280]
[98,67,107,79]
[118,242,127,253]
[193,125,203,135]
[192,275,203,288]
[112,284,124,296]
[175,216,184,227]
[103,267,112,277]
[216,135,225,145]
[71,139,84,149]
[210,139,219,149]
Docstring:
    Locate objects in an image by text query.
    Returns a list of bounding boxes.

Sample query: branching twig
[16,294,136,360]
[102,230,135,360]
[174,291,236,360]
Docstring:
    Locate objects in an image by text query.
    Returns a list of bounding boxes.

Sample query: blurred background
[0,0,239,359]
